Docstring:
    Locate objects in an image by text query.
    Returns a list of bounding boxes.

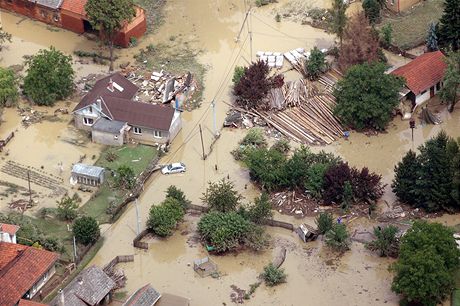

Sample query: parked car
[162,162,186,175]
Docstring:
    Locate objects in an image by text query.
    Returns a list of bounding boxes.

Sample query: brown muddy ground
[0,0,458,305]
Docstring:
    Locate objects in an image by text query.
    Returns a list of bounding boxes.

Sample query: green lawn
[380,0,444,50]
[453,289,460,306]
[80,145,158,223]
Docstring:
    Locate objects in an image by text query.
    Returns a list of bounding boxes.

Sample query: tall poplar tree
[438,0,460,51]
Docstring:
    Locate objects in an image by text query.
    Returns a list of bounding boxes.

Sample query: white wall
[415,89,432,106]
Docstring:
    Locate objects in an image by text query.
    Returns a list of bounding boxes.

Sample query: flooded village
[0,0,460,306]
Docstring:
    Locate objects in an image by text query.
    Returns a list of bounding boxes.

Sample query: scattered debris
[193,257,218,277]
[296,224,318,242]
[256,51,284,68]
[9,199,34,212]
[0,132,14,152]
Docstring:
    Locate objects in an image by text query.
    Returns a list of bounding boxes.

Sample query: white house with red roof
[0,223,20,244]
[391,51,447,109]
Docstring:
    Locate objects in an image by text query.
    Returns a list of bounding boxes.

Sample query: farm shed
[71,163,105,186]
[92,118,128,146]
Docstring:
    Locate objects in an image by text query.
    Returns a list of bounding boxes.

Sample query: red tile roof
[61,0,87,16]
[391,51,447,95]
[18,299,47,306]
[0,223,20,235]
[0,242,59,306]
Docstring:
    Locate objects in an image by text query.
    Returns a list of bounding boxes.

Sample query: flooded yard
[0,0,459,305]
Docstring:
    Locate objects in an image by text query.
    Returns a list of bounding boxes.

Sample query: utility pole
[409,119,415,142]
[248,9,253,61]
[199,124,205,160]
[135,198,141,235]
[73,236,77,264]
[211,100,217,137]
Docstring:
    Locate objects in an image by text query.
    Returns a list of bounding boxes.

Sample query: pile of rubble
[271,190,319,217]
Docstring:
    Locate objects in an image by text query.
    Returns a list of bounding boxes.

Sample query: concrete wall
[92,129,124,146]
[0,0,61,26]
[169,111,182,142]
[74,113,96,131]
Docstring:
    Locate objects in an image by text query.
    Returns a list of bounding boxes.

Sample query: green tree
[439,51,460,112]
[202,179,242,213]
[325,223,350,252]
[304,47,327,80]
[23,47,74,106]
[391,221,460,305]
[261,263,287,286]
[73,216,100,246]
[85,0,136,71]
[362,0,380,24]
[426,22,439,52]
[392,150,420,206]
[165,185,190,209]
[315,212,334,235]
[115,165,136,190]
[380,24,393,48]
[147,198,185,237]
[416,132,455,211]
[232,66,245,85]
[56,195,79,221]
[305,163,330,198]
[245,147,288,191]
[437,0,460,51]
[333,62,404,130]
[0,67,19,107]
[328,0,348,46]
[366,225,399,257]
[247,192,273,224]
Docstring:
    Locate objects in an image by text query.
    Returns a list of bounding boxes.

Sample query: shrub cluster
[147,186,188,237]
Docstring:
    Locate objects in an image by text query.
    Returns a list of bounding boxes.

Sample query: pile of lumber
[318,69,343,93]
[262,94,344,145]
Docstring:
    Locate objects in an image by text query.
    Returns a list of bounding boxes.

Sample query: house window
[83,117,94,126]
[153,130,162,138]
[436,82,441,91]
[133,127,142,135]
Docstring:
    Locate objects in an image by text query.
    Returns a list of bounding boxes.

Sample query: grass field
[80,145,158,223]
[453,289,460,306]
[380,0,444,50]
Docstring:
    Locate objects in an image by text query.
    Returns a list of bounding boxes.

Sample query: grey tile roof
[29,0,63,9]
[123,284,161,306]
[50,266,116,306]
[71,163,105,178]
[92,118,127,134]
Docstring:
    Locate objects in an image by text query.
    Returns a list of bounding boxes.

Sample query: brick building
[0,0,147,47]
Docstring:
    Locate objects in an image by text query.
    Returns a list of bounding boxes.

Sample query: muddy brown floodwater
[0,0,458,305]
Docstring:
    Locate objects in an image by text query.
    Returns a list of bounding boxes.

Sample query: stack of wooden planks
[318,69,343,93]
[261,93,344,145]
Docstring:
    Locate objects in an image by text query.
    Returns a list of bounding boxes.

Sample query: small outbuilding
[92,118,128,146]
[391,51,447,113]
[71,163,105,186]
[122,284,161,306]
[193,257,218,277]
[296,223,318,243]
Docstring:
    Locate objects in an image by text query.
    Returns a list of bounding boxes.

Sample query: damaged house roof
[50,265,116,306]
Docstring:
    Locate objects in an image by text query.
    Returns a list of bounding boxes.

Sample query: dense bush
[366,225,399,257]
[315,212,334,235]
[392,132,460,212]
[245,147,289,191]
[198,211,253,253]
[232,66,245,85]
[305,163,330,198]
[147,198,185,237]
[56,195,79,221]
[0,67,19,107]
[261,263,287,286]
[325,223,350,252]
[165,185,191,209]
[115,165,136,190]
[323,162,384,206]
[304,47,327,80]
[73,216,100,246]
[245,192,273,224]
[391,221,460,305]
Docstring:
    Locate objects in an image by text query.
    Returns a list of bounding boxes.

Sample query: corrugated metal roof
[28,0,63,9]
[72,163,105,178]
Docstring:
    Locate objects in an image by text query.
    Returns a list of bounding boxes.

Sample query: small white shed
[71,163,105,186]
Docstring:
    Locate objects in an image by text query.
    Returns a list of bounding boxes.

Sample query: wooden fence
[261,219,295,231]
[103,255,134,272]
[133,229,150,250]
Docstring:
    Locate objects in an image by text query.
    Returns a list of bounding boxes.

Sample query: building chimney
[107,78,114,92]
[96,98,102,110]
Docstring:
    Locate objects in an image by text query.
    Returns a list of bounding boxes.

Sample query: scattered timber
[0,132,14,152]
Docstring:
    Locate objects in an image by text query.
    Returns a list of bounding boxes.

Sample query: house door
[430,86,435,98]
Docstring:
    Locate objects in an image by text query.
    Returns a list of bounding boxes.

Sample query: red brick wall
[114,18,147,47]
[0,0,61,26]
[60,10,85,34]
